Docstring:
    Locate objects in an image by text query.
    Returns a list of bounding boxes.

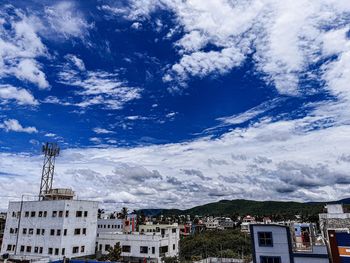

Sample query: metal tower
[39,142,60,200]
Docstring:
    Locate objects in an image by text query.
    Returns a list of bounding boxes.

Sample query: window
[258,232,273,247]
[48,248,53,255]
[36,228,40,235]
[173,244,176,250]
[160,246,168,254]
[7,244,12,251]
[82,228,86,235]
[55,248,59,255]
[12,211,16,217]
[58,211,63,217]
[34,247,39,253]
[76,211,83,217]
[50,229,55,236]
[72,246,79,254]
[25,211,29,217]
[39,247,43,254]
[62,248,65,255]
[29,228,34,235]
[108,224,110,229]
[105,244,110,251]
[64,229,67,236]
[57,229,61,236]
[9,228,14,234]
[84,211,88,217]
[140,246,148,254]
[74,228,81,235]
[81,246,85,253]
[38,211,43,217]
[99,244,102,251]
[52,211,57,217]
[65,210,69,217]
[152,247,155,254]
[260,256,281,263]
[23,228,27,234]
[26,246,32,253]
[122,245,131,252]
[31,211,36,217]
[172,228,176,233]
[41,229,45,235]
[43,211,47,217]
[20,245,25,252]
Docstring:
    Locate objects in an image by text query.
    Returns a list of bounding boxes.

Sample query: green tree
[106,243,122,261]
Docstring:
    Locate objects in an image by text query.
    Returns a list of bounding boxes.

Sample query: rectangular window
[76,211,83,217]
[84,211,88,217]
[258,232,273,247]
[31,211,35,217]
[62,248,65,255]
[50,229,55,236]
[41,229,45,235]
[58,211,63,217]
[29,228,33,235]
[81,246,85,253]
[72,246,79,254]
[122,245,131,252]
[36,228,40,235]
[99,244,102,251]
[65,210,69,217]
[48,248,53,255]
[55,248,59,255]
[173,244,176,250]
[23,228,27,234]
[57,229,61,236]
[38,211,43,217]
[52,211,57,217]
[260,256,281,263]
[152,247,155,254]
[39,247,43,254]
[43,211,47,217]
[26,246,32,253]
[7,244,12,251]
[20,245,25,252]
[172,228,176,233]
[105,244,110,251]
[82,228,86,235]
[34,247,39,253]
[25,211,29,217]
[140,246,148,254]
[9,228,14,234]
[74,228,81,235]
[12,211,16,217]
[64,229,67,236]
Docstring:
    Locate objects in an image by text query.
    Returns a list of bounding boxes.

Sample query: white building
[1,189,98,261]
[204,217,219,230]
[97,223,180,263]
[250,224,329,263]
[97,218,124,234]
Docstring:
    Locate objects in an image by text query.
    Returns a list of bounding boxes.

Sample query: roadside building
[218,217,235,229]
[250,223,328,263]
[205,217,220,230]
[0,188,98,261]
[241,215,256,233]
[97,223,180,263]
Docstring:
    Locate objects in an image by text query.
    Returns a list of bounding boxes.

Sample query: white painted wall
[1,199,98,261]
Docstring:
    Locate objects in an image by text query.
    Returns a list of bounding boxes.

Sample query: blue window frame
[258,232,273,247]
[260,256,281,263]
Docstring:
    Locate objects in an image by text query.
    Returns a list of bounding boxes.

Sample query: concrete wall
[1,199,98,261]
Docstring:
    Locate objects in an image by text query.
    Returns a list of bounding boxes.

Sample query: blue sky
[1,0,350,210]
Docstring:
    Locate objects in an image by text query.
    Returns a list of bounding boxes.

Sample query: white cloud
[57,66,142,110]
[65,54,86,71]
[89,137,102,144]
[0,84,38,105]
[45,133,56,137]
[44,1,92,39]
[0,7,49,89]
[0,119,38,133]
[93,128,115,134]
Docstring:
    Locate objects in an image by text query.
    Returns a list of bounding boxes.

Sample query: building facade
[1,198,98,261]
[250,224,329,263]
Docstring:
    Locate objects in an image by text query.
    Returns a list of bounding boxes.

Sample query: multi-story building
[97,223,180,263]
[97,214,137,234]
[250,223,329,263]
[0,188,98,262]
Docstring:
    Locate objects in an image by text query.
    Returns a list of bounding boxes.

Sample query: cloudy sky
[1,0,350,210]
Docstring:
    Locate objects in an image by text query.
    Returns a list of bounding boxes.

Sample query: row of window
[98,244,175,254]
[11,210,88,218]
[9,228,87,236]
[98,224,122,229]
[6,244,85,255]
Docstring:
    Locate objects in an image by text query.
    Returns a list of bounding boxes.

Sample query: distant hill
[139,198,350,218]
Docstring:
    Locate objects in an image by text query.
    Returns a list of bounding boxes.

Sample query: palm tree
[106,243,122,261]
[97,209,105,219]
[121,207,128,219]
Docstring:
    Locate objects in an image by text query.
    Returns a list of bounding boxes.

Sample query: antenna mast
[39,142,60,200]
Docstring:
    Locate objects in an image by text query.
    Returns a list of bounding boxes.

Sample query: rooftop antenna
[38,142,60,200]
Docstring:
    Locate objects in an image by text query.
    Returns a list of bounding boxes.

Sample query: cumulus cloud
[0,84,38,105]
[93,128,115,134]
[0,119,38,133]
